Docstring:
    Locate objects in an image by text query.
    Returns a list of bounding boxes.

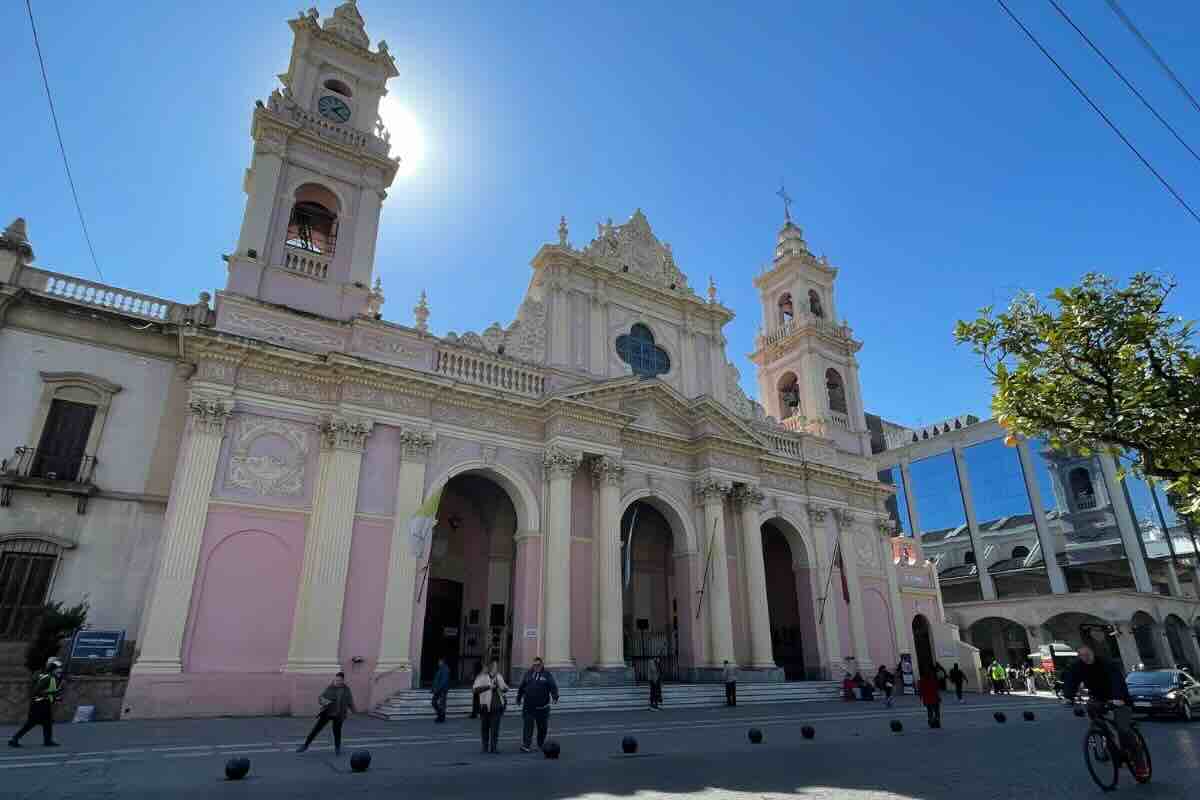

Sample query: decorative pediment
[621,397,692,439]
[581,210,691,292]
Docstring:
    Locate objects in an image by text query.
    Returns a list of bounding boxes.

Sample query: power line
[24,0,104,282]
[993,0,1200,226]
[1104,0,1200,117]
[1048,0,1200,166]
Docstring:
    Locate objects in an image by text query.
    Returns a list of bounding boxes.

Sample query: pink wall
[835,572,852,672]
[862,581,896,670]
[674,553,699,668]
[510,535,542,668]
[570,472,594,667]
[210,408,317,509]
[354,424,400,515]
[338,518,393,701]
[183,505,305,673]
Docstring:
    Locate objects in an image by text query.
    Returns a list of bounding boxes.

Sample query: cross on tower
[776,182,793,223]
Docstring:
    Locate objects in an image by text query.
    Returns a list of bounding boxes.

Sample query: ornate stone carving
[805,503,828,523]
[704,449,758,475]
[355,331,423,363]
[855,529,879,569]
[432,403,539,438]
[761,471,805,496]
[590,455,625,486]
[625,401,690,438]
[547,417,621,445]
[227,417,309,496]
[833,507,856,530]
[623,441,691,470]
[876,518,898,537]
[582,210,691,292]
[437,297,547,364]
[196,360,234,383]
[543,447,582,479]
[320,415,373,452]
[188,397,233,436]
[399,429,435,462]
[733,484,765,509]
[342,382,426,414]
[480,445,497,465]
[225,310,343,350]
[725,362,766,422]
[239,367,331,403]
[694,479,731,503]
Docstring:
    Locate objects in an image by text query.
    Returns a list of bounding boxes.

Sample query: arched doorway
[912,614,935,679]
[418,473,518,686]
[620,501,681,682]
[1043,612,1122,665]
[967,617,1031,667]
[1164,614,1191,670]
[761,518,820,680]
[1131,611,1161,668]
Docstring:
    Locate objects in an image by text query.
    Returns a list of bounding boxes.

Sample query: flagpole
[695,516,719,620]
[817,538,840,625]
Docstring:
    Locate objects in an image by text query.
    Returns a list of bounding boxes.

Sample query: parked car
[1126,669,1200,721]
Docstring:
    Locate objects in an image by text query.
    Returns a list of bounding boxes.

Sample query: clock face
[318,95,352,123]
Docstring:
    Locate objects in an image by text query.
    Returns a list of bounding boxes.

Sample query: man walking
[432,657,450,723]
[948,662,967,703]
[723,660,737,707]
[989,660,1007,695]
[647,657,663,710]
[296,671,356,755]
[8,658,63,748]
[516,657,558,753]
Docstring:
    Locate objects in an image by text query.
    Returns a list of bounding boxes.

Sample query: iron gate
[625,627,679,683]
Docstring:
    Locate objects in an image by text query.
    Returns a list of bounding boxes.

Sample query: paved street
[3,694,1198,798]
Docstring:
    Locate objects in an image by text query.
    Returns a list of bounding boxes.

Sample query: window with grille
[34,399,96,481]
[285,201,338,255]
[616,324,670,379]
[0,542,58,641]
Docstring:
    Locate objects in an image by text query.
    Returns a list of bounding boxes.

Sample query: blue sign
[70,630,125,661]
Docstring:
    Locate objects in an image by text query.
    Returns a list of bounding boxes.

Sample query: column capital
[733,484,765,509]
[875,516,899,538]
[321,414,374,452]
[694,479,731,503]
[398,429,435,462]
[186,395,233,436]
[833,507,857,530]
[806,502,828,523]
[543,446,582,479]
[590,455,625,486]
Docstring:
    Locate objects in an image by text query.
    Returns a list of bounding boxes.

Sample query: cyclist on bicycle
[1061,642,1148,779]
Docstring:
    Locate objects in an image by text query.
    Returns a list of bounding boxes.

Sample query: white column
[809,504,843,677]
[1097,453,1154,593]
[286,415,373,673]
[708,333,728,404]
[588,294,606,376]
[834,508,873,673]
[591,456,625,668]
[1015,439,1068,594]
[952,446,998,600]
[736,485,775,668]
[131,396,232,675]
[543,447,581,668]
[375,430,435,675]
[696,480,735,666]
[880,519,914,660]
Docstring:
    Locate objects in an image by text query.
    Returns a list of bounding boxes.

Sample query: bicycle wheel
[1083,728,1119,791]
[1128,727,1152,784]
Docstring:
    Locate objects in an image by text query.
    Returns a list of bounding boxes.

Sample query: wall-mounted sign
[524,626,539,640]
[70,630,125,661]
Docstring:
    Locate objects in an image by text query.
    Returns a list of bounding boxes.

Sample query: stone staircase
[372,681,840,721]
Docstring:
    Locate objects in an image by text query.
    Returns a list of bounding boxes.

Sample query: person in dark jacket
[296,672,356,755]
[431,657,450,723]
[469,660,483,719]
[517,657,559,752]
[874,665,895,707]
[8,658,64,748]
[1061,642,1146,777]
[948,663,967,703]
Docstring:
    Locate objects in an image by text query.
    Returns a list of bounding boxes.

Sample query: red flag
[834,540,850,605]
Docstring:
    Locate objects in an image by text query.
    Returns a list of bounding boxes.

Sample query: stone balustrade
[758,315,853,349]
[434,345,545,397]
[23,268,178,322]
[267,91,390,156]
[283,246,330,280]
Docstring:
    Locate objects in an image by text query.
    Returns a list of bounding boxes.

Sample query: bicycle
[1080,701,1152,791]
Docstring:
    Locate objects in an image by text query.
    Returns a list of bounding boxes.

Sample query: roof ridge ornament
[581,209,691,292]
[323,0,370,49]
[776,181,792,223]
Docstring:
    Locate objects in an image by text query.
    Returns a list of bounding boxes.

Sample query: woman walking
[473,659,509,754]
[648,658,663,710]
[296,672,356,755]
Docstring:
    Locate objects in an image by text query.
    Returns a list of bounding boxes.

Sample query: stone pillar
[696,480,735,668]
[590,456,629,674]
[952,446,997,601]
[1015,439,1068,594]
[286,415,373,674]
[734,485,776,669]
[131,396,232,675]
[1097,453,1154,593]
[880,520,914,662]
[708,333,728,404]
[1109,622,1143,673]
[542,447,581,672]
[373,430,435,694]
[834,508,873,673]
[808,504,843,678]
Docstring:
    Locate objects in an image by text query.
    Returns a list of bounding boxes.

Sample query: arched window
[0,536,70,641]
[1011,546,1030,560]
[323,78,353,98]
[777,372,801,418]
[285,184,340,255]
[1069,467,1096,510]
[808,289,824,318]
[616,324,670,378]
[778,293,794,325]
[825,368,847,414]
[964,550,976,565]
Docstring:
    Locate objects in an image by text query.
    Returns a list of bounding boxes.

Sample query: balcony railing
[23,268,178,322]
[758,315,853,349]
[266,90,390,156]
[434,346,545,397]
[828,410,851,430]
[1,447,98,514]
[283,245,331,280]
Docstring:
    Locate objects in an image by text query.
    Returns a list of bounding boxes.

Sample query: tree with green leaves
[24,601,88,674]
[955,272,1199,517]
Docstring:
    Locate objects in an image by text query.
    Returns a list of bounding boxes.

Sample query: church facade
[3,2,975,720]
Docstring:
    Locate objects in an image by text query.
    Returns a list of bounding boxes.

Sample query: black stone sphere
[994,711,1007,723]
[350,750,372,772]
[1073,707,1086,718]
[224,757,250,781]
[889,720,903,733]
[801,725,815,740]
[748,728,763,744]
[543,740,561,759]
[621,736,638,754]
[1023,711,1036,722]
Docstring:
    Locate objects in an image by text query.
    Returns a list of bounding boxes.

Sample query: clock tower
[225,1,399,321]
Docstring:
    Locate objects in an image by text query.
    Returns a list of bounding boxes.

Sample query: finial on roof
[323,0,369,49]
[4,218,28,244]
[707,275,718,304]
[776,181,792,223]
[414,289,430,333]
[558,216,569,247]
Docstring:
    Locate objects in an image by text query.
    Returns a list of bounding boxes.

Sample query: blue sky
[3,1,1197,427]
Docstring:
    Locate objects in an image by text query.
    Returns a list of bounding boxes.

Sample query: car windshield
[1126,672,1175,687]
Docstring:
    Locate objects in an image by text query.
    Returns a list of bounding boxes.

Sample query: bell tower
[225,1,399,321]
[749,194,870,454]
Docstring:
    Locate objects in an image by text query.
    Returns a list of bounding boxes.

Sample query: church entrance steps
[370,680,840,720]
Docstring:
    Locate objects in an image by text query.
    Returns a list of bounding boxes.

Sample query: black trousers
[925,702,941,726]
[480,708,503,752]
[725,681,736,706]
[470,691,481,718]
[522,708,549,748]
[953,683,964,701]
[12,701,53,745]
[432,689,448,721]
[649,681,663,707]
[304,714,343,750]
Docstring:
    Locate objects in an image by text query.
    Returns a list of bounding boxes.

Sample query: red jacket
[918,676,941,705]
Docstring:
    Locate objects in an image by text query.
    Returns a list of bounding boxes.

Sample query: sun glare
[378,96,425,177]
